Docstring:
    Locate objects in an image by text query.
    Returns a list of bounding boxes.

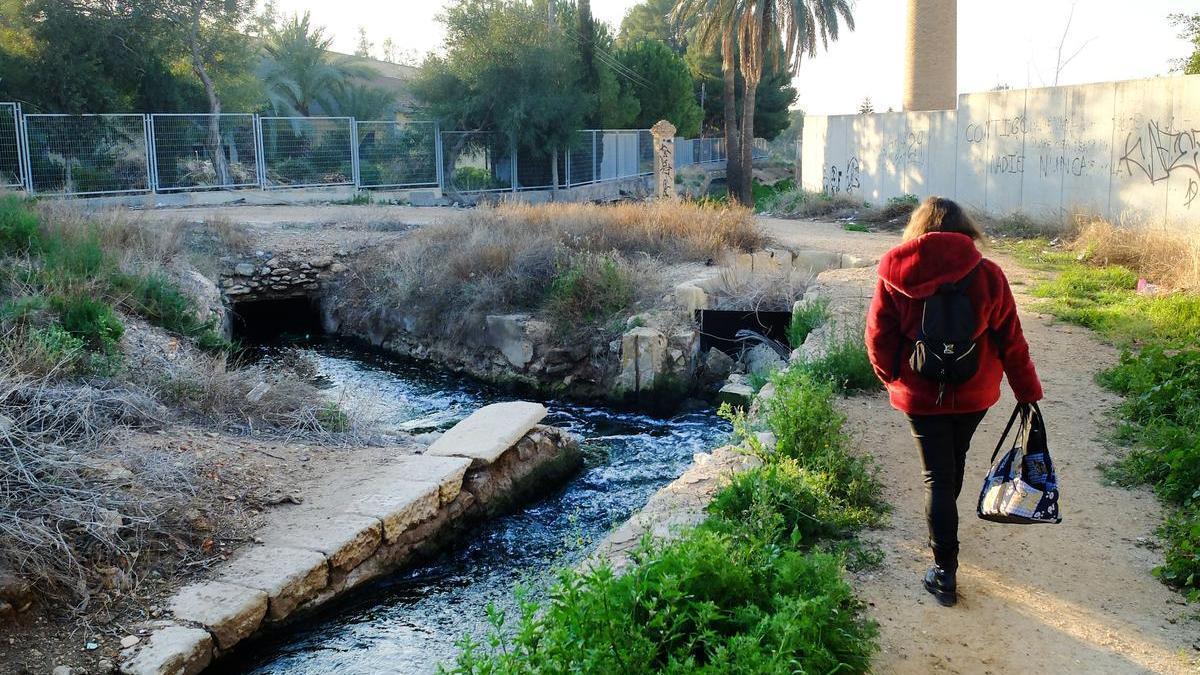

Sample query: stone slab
[426,401,547,467]
[119,625,212,675]
[216,546,328,622]
[386,454,472,505]
[169,581,267,651]
[344,480,440,543]
[256,513,382,573]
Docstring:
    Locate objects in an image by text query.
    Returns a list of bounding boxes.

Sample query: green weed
[0,196,40,255]
[795,328,881,394]
[54,295,123,352]
[786,297,829,348]
[546,253,635,328]
[843,222,871,233]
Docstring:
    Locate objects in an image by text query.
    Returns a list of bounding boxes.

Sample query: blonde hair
[902,196,984,242]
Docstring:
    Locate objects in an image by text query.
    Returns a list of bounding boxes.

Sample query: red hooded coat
[865,232,1043,415]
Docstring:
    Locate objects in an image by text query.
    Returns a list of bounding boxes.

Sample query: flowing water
[223,338,728,674]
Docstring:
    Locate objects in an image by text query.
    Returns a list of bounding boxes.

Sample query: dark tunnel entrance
[230,296,325,344]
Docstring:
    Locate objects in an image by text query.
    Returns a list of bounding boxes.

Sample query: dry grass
[1071,217,1200,291]
[479,201,766,261]
[761,190,864,220]
[335,201,762,340]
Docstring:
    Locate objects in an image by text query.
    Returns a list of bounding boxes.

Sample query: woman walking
[865,197,1043,607]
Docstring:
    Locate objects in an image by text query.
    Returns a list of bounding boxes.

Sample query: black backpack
[909,263,982,398]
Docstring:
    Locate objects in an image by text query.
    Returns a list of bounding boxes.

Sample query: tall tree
[615,39,701,136]
[618,0,687,52]
[412,0,589,192]
[1171,12,1200,75]
[259,12,370,116]
[676,0,744,202]
[355,26,374,58]
[676,0,853,205]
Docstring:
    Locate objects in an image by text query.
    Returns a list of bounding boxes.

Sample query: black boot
[923,564,957,607]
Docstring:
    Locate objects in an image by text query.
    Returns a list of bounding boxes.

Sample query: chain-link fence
[356,120,439,188]
[2,101,769,198]
[440,131,514,194]
[23,114,150,196]
[259,116,354,189]
[150,114,259,191]
[0,103,23,190]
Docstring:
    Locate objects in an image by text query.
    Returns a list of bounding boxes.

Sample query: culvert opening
[697,309,795,357]
[230,296,324,343]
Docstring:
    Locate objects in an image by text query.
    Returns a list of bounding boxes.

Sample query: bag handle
[989,402,1033,464]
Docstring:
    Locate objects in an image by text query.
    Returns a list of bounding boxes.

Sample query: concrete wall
[801,74,1200,226]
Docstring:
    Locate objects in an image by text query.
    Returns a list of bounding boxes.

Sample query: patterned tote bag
[977,402,1063,524]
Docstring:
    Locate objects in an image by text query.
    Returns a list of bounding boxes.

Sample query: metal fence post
[253,114,267,189]
[565,142,571,187]
[510,136,518,193]
[433,122,445,194]
[145,114,159,193]
[13,103,30,194]
[349,117,361,189]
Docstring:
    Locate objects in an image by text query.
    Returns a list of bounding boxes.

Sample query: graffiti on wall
[822,157,861,195]
[1117,120,1200,208]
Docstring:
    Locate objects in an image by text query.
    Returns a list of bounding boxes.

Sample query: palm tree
[258,11,372,116]
[674,0,744,202]
[675,0,854,205]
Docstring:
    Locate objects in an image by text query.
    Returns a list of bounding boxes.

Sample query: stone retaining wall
[119,402,581,675]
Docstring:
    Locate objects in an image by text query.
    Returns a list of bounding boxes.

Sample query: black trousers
[905,410,988,570]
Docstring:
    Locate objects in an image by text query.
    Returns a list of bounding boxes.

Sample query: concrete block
[388,455,472,505]
[673,282,709,314]
[345,480,440,543]
[169,581,267,650]
[256,513,382,573]
[426,402,548,467]
[792,250,842,275]
[119,625,212,675]
[616,327,669,393]
[717,382,755,409]
[217,546,328,622]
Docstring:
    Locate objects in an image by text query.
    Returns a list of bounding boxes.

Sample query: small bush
[546,253,636,327]
[760,189,864,219]
[843,222,871,233]
[786,297,829,348]
[0,196,40,255]
[54,295,124,352]
[1156,504,1199,600]
[794,326,881,394]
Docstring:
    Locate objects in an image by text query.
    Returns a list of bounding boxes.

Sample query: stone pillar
[903,0,956,111]
[650,120,677,199]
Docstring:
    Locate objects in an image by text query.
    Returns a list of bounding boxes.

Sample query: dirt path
[762,217,1199,674]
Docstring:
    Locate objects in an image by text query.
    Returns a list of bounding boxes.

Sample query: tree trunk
[740,77,759,206]
[187,2,231,186]
[721,31,743,204]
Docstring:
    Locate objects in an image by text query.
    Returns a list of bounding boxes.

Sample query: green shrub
[708,457,882,546]
[54,295,123,352]
[450,531,877,674]
[41,236,108,280]
[546,253,635,327]
[843,222,871,233]
[0,196,40,255]
[786,297,829,348]
[796,329,881,393]
[1156,504,1199,600]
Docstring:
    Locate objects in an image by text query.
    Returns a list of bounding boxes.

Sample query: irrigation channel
[222,337,729,674]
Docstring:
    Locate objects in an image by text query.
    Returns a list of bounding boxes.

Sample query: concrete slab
[256,513,382,573]
[216,546,328,622]
[426,401,547,467]
[344,480,440,543]
[169,581,267,651]
[119,624,212,675]
[386,455,472,505]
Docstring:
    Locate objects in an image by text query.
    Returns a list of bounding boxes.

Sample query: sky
[274,0,1197,115]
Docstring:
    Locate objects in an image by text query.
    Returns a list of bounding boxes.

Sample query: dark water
[225,339,728,674]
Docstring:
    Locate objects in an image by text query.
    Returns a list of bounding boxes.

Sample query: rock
[484,314,535,369]
[234,263,256,276]
[226,286,250,296]
[216,546,328,622]
[792,249,842,275]
[385,455,472,505]
[616,327,668,393]
[310,256,334,268]
[245,382,271,402]
[702,348,735,381]
[328,263,348,274]
[119,625,212,675]
[0,569,33,612]
[52,666,72,675]
[176,270,225,329]
[673,282,709,315]
[120,635,141,648]
[169,581,267,651]
[427,402,548,468]
[717,381,755,409]
[98,660,114,673]
[744,343,785,377]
